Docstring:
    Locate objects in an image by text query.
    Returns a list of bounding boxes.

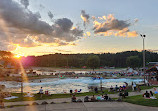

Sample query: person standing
[39,87,44,98]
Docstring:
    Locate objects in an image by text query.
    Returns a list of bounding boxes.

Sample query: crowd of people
[72,94,111,102]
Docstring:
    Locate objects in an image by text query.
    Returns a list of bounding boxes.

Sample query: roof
[146,65,158,72]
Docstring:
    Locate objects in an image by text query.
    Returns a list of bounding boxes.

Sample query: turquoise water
[1,77,143,94]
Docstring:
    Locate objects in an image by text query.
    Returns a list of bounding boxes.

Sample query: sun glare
[14,54,22,58]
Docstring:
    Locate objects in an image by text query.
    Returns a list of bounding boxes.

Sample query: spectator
[72,95,76,102]
[110,85,113,92]
[133,83,137,91]
[101,95,104,100]
[94,87,98,93]
[143,91,150,98]
[119,86,123,91]
[84,95,89,102]
[96,95,102,100]
[39,87,43,98]
[123,85,126,90]
[119,91,123,99]
[91,95,96,102]
[150,91,154,97]
[123,91,128,98]
[104,94,109,100]
[70,89,73,94]
[115,85,119,91]
[39,87,43,94]
[137,85,141,92]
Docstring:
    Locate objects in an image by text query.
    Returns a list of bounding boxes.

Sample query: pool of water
[0,77,143,94]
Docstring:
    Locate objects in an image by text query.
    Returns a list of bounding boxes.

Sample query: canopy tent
[146,65,158,84]
[146,65,158,73]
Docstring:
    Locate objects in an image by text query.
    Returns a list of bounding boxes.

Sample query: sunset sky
[0,0,158,56]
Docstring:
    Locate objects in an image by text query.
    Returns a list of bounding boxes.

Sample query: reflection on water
[1,77,143,94]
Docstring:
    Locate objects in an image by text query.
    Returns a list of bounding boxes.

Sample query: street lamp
[140,34,146,83]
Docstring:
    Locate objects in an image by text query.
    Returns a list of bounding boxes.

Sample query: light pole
[140,34,146,83]
[100,77,102,91]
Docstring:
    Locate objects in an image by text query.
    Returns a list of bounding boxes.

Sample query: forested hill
[20,51,158,68]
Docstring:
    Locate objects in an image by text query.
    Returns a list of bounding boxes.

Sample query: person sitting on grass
[119,91,123,99]
[115,85,119,92]
[96,95,102,100]
[124,91,128,97]
[150,91,153,97]
[149,91,157,99]
[24,92,34,97]
[123,85,126,90]
[84,95,89,102]
[91,95,96,102]
[119,86,123,92]
[143,91,150,98]
[110,85,113,92]
[104,94,109,100]
[137,85,141,92]
[101,95,104,100]
[72,94,76,102]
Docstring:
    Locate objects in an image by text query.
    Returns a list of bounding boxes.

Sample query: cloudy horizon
[0,0,158,56]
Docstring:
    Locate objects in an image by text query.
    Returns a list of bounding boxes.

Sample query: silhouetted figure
[84,95,89,102]
[94,87,98,93]
[70,89,73,94]
[72,95,76,102]
[143,91,150,98]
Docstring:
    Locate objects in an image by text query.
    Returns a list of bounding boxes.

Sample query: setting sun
[14,54,22,58]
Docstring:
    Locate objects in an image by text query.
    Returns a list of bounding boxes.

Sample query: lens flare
[14,54,21,58]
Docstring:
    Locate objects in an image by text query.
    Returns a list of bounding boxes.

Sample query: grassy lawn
[125,85,158,92]
[4,90,115,102]
[123,94,158,107]
[4,85,158,102]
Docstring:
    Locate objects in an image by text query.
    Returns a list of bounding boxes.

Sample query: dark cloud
[0,0,53,35]
[94,19,130,33]
[0,0,83,50]
[52,18,83,42]
[55,18,73,32]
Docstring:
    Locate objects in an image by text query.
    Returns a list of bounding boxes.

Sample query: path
[2,102,158,111]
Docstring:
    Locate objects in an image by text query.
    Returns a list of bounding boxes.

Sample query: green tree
[126,56,140,68]
[87,55,100,71]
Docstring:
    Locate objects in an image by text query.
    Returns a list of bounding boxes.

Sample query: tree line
[19,51,158,68]
[0,50,158,68]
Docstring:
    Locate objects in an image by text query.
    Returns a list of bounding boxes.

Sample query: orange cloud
[93,14,138,37]
[127,31,138,37]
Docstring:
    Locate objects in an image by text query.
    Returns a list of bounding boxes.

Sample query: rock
[41,101,48,105]
[32,102,39,105]
[50,102,55,104]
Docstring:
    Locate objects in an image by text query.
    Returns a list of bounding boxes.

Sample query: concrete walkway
[2,102,158,111]
[4,87,158,106]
